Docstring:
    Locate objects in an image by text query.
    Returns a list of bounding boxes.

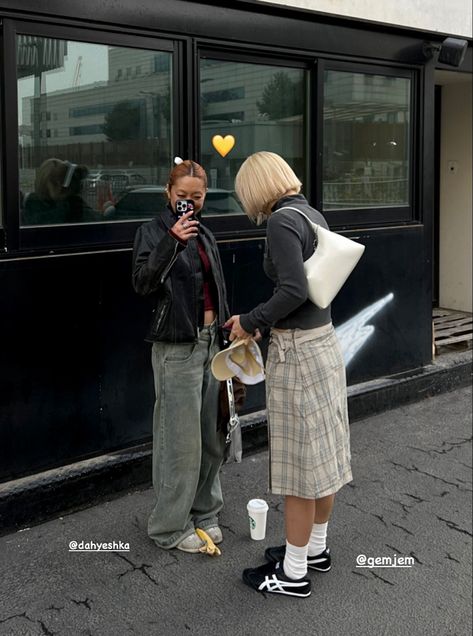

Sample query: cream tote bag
[276,207,365,309]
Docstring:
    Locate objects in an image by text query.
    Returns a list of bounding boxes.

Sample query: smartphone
[175,199,195,219]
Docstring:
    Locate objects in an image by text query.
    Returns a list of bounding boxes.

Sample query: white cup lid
[247,498,269,511]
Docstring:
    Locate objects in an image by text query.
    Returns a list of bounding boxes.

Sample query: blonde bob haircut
[235,151,302,225]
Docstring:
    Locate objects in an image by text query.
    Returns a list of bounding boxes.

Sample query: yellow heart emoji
[212,134,235,157]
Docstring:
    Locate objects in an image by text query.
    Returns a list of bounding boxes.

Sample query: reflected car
[85,169,146,190]
[83,170,147,209]
[104,186,244,219]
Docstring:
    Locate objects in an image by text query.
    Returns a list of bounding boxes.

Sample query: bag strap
[225,379,240,444]
[275,206,319,249]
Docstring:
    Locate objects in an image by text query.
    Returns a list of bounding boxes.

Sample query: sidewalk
[0,386,471,636]
[2,348,470,535]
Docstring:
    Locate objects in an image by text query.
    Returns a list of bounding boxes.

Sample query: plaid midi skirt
[266,322,352,498]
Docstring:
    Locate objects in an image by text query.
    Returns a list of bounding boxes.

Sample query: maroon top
[197,238,217,312]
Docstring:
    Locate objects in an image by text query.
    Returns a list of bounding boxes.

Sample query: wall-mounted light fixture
[423,37,468,68]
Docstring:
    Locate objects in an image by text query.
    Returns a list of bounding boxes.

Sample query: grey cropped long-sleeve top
[239,194,332,333]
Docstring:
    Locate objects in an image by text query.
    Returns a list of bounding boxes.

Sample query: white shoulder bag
[276,206,365,309]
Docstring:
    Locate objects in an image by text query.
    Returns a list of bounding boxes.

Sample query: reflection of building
[20,47,171,146]
[324,72,410,207]
[201,60,298,123]
[19,47,173,190]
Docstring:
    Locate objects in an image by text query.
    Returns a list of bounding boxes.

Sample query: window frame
[0,21,422,254]
[195,45,314,239]
[2,19,181,254]
[316,59,418,228]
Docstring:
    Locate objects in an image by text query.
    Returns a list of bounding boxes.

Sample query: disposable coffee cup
[247,498,269,540]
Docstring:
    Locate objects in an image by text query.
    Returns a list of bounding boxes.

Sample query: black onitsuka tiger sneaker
[242,561,311,598]
[265,546,332,572]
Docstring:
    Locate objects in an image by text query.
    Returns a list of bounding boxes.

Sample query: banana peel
[195,528,221,557]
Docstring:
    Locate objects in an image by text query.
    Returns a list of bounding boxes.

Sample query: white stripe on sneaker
[258,575,310,596]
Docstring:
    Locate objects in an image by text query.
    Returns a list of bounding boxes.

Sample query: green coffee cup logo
[249,515,256,530]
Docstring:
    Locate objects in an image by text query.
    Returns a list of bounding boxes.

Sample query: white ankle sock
[308,522,328,557]
[283,541,308,580]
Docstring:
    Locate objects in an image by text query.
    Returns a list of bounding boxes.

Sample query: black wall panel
[0,226,430,481]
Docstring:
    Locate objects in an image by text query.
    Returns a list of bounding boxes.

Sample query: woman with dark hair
[132,159,229,553]
[22,158,95,225]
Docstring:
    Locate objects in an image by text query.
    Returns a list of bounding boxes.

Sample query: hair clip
[62,161,78,188]
[174,156,184,165]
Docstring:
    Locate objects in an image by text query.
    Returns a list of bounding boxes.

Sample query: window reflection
[200,58,306,215]
[323,70,411,210]
[18,36,173,225]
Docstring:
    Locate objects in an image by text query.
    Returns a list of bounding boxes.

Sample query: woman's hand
[224,315,253,341]
[170,210,199,242]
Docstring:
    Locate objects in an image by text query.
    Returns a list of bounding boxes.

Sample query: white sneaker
[176,533,205,553]
[205,526,223,544]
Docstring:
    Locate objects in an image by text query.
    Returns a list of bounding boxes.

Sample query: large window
[200,56,307,216]
[17,36,173,225]
[323,69,411,212]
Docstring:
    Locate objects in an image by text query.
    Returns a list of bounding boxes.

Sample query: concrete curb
[1,350,471,536]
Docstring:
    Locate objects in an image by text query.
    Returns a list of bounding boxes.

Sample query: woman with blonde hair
[226,151,352,598]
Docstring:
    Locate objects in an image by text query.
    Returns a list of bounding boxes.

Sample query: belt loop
[272,331,286,362]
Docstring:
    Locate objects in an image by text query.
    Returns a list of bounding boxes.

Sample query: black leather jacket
[132,206,229,343]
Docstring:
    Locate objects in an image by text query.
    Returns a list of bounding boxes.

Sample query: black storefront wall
[0,224,430,482]
[1,0,468,482]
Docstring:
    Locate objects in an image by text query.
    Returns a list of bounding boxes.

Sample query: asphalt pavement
[0,385,471,636]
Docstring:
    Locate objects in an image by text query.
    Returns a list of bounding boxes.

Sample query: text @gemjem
[356,554,415,568]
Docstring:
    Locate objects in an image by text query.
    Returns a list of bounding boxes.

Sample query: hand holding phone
[175,199,195,219]
[171,207,199,242]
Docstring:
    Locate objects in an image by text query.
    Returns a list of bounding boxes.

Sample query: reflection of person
[226,152,352,598]
[22,158,95,225]
[132,159,229,553]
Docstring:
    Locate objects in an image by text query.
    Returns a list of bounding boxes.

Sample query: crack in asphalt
[38,619,56,635]
[391,522,414,536]
[343,501,389,527]
[389,461,472,492]
[436,515,473,537]
[409,436,472,457]
[404,493,428,504]
[219,523,237,535]
[370,571,395,586]
[389,498,413,515]
[0,613,56,636]
[409,551,423,565]
[70,598,92,610]
[0,612,35,626]
[114,552,161,587]
[385,543,403,554]
[352,570,370,580]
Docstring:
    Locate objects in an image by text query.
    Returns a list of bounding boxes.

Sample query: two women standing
[133,152,352,600]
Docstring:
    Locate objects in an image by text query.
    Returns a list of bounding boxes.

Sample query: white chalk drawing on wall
[335,293,394,367]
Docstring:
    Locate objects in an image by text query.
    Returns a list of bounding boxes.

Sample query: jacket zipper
[160,242,179,284]
[208,240,224,325]
[189,240,199,338]
[154,301,168,335]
